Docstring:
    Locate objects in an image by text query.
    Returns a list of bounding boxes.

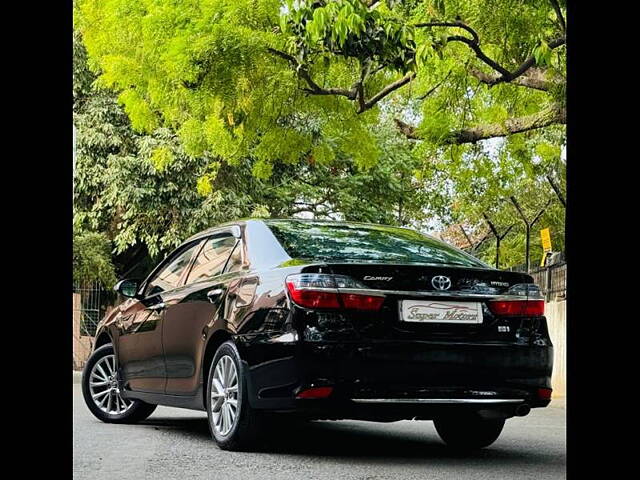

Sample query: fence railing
[73,282,115,369]
[511,262,566,301]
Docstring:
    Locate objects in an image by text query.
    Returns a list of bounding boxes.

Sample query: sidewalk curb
[73,371,82,384]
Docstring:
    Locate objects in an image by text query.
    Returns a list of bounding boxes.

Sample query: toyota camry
[82,219,553,451]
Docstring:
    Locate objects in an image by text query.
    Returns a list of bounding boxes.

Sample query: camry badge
[363,276,393,281]
[431,275,452,291]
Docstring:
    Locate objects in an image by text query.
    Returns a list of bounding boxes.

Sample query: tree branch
[415,21,565,86]
[445,34,512,77]
[269,47,416,113]
[444,104,566,144]
[395,104,566,144]
[267,48,357,99]
[358,71,416,113]
[549,0,566,32]
[414,21,480,43]
[355,61,371,112]
[394,118,421,140]
[361,0,381,9]
[469,67,558,91]
[509,37,566,79]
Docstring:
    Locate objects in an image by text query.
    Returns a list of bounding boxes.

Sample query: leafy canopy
[74,0,566,272]
[76,0,565,176]
[73,228,118,288]
[73,29,440,278]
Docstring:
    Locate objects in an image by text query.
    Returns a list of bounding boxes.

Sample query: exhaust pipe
[515,404,531,417]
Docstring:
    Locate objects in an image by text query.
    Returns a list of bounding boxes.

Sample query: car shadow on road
[139,415,562,465]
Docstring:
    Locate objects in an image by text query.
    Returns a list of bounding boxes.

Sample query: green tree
[73,228,117,288]
[438,132,566,268]
[74,30,256,277]
[75,0,567,273]
[73,29,441,278]
[76,0,565,176]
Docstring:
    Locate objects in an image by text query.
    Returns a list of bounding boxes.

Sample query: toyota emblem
[431,275,452,291]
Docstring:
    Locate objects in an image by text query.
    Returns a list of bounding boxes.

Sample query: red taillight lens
[286,274,384,311]
[286,282,341,309]
[537,388,552,400]
[340,293,385,311]
[488,299,544,316]
[296,386,334,399]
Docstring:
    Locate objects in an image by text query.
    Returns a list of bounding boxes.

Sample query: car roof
[182,220,249,244]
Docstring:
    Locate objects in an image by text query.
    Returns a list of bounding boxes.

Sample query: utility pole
[482,213,514,269]
[509,196,553,272]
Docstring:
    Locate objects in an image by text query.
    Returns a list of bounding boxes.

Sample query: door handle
[207,289,224,303]
[148,302,166,312]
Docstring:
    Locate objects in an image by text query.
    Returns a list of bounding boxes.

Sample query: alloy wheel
[88,354,133,415]
[210,355,239,436]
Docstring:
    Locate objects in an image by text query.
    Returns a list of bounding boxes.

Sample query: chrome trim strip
[351,398,525,404]
[294,287,533,300]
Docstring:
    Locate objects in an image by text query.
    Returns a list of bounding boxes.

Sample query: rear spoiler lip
[298,259,494,271]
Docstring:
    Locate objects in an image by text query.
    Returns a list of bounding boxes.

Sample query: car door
[116,240,204,393]
[162,231,244,395]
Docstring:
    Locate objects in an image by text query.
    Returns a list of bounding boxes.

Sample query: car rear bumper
[235,336,553,419]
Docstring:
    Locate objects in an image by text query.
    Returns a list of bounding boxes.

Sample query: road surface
[73,384,565,479]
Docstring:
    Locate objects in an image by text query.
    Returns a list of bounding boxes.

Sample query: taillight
[286,273,384,311]
[488,299,545,316]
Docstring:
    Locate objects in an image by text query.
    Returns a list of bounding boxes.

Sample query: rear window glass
[266,220,488,268]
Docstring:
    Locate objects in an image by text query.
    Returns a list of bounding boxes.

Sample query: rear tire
[434,415,505,450]
[81,343,157,424]
[206,341,264,451]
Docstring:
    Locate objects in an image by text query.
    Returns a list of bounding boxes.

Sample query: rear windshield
[266,220,488,268]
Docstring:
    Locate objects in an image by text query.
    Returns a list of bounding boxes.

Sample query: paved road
[73,385,565,480]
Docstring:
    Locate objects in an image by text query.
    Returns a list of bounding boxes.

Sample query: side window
[144,242,201,297]
[186,235,237,284]
[225,240,243,274]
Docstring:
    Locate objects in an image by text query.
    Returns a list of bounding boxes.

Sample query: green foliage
[74,29,440,278]
[73,30,257,275]
[438,130,566,267]
[74,0,566,272]
[73,228,117,288]
[76,0,564,180]
[282,0,417,72]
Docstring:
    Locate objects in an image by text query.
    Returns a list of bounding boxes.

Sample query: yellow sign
[540,228,552,266]
[540,228,552,252]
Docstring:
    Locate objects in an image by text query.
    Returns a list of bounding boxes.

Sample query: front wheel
[81,343,157,424]
[206,341,263,450]
[434,415,505,450]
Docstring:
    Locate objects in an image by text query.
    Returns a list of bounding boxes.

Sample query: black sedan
[82,219,553,451]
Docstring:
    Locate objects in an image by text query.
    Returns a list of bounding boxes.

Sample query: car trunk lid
[297,262,538,342]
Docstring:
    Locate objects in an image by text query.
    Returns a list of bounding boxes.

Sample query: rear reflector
[296,386,334,399]
[339,293,385,311]
[488,299,544,316]
[537,388,552,400]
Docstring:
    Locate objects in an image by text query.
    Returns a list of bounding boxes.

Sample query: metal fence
[73,282,115,369]
[510,262,567,301]
[73,282,111,336]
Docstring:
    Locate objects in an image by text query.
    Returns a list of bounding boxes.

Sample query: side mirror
[114,279,140,299]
